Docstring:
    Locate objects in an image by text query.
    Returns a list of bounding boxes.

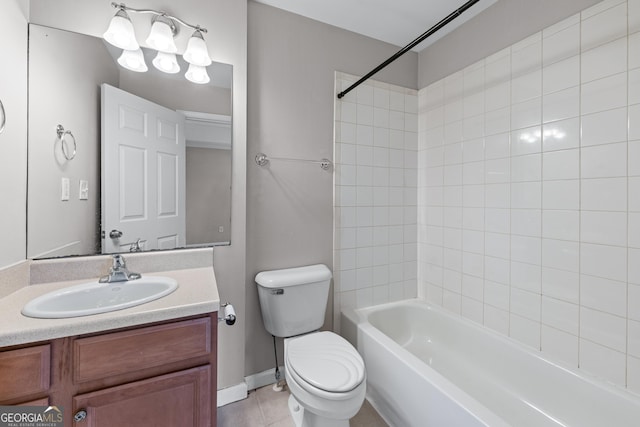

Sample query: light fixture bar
[110,2,208,33]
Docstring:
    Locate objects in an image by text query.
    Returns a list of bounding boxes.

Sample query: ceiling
[253,0,498,51]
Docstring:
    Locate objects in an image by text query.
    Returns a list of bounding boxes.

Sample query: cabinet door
[0,345,50,403]
[73,366,210,427]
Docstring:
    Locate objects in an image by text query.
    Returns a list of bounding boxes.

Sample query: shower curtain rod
[337,0,481,99]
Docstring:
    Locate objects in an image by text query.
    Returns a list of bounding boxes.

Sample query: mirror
[27,23,232,258]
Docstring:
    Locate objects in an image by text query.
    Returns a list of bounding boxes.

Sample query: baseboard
[217,366,286,407]
[244,365,286,391]
[217,382,248,407]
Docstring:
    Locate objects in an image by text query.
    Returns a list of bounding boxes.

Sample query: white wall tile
[582,39,628,85]
[581,107,628,147]
[485,305,510,335]
[542,117,580,152]
[543,86,580,123]
[511,182,541,209]
[542,267,580,303]
[581,177,627,211]
[542,296,579,334]
[543,149,579,180]
[542,239,580,272]
[631,32,640,70]
[485,83,511,113]
[581,2,627,52]
[512,126,542,156]
[511,261,542,292]
[580,274,627,316]
[581,142,627,178]
[511,154,541,182]
[485,133,511,159]
[631,0,640,33]
[511,98,542,130]
[581,307,627,352]
[631,104,640,141]
[485,232,510,259]
[485,158,510,183]
[542,210,579,241]
[485,256,510,285]
[581,211,627,246]
[581,72,627,114]
[510,314,541,349]
[543,56,580,94]
[486,280,510,309]
[543,180,580,210]
[511,288,541,321]
[411,6,640,392]
[512,70,542,103]
[511,235,542,265]
[511,209,542,237]
[541,326,579,366]
[543,22,580,65]
[580,242,627,282]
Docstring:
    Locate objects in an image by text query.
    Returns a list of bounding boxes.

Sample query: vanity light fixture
[146,15,178,53]
[103,8,139,50]
[104,2,210,83]
[152,51,180,74]
[183,30,212,66]
[185,64,210,84]
[117,48,148,72]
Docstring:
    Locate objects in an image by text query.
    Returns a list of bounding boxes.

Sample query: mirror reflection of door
[101,84,186,254]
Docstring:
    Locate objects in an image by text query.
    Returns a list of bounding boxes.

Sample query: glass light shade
[103,10,139,50]
[117,49,148,73]
[183,31,212,66]
[145,20,178,53]
[185,64,210,84]
[152,51,180,74]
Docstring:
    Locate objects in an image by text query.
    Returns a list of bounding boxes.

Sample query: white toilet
[255,264,366,427]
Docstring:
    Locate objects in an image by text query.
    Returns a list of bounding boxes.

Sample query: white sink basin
[21,276,178,319]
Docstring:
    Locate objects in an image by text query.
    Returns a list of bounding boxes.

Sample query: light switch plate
[79,180,89,200]
[61,177,70,201]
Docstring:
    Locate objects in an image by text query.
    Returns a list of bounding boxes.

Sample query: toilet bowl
[255,265,367,427]
[284,332,366,427]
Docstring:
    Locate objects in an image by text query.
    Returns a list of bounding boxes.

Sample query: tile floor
[217,383,388,427]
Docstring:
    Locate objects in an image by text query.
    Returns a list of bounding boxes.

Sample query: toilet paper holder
[219,302,236,325]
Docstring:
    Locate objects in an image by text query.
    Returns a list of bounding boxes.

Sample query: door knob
[109,229,123,239]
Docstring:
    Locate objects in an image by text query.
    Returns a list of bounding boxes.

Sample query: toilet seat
[286,331,365,396]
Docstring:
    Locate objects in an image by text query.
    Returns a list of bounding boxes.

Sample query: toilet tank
[255,264,332,337]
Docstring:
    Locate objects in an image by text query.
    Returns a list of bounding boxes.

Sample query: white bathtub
[341,299,640,427]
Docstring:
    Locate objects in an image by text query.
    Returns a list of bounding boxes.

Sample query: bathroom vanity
[0,263,220,427]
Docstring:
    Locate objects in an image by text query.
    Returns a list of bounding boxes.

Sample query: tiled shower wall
[334,72,418,327]
[418,0,640,390]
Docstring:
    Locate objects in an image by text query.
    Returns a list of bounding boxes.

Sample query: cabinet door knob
[109,229,123,239]
[73,409,87,422]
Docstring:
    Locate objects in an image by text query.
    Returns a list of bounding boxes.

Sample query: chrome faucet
[99,254,142,283]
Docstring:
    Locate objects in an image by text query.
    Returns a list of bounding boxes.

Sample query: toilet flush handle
[270,289,284,295]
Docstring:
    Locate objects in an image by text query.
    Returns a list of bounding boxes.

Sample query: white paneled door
[101,84,186,254]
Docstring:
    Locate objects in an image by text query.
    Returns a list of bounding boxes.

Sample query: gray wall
[418,0,602,87]
[186,147,232,244]
[245,1,418,376]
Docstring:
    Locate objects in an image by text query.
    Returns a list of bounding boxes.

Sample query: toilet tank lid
[255,264,332,288]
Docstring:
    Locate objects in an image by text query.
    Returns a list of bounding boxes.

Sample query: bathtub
[341,299,640,427]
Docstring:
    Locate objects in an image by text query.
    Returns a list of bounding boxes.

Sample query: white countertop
[0,267,219,347]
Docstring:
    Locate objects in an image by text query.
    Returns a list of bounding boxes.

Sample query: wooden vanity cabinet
[0,313,217,427]
[0,344,50,405]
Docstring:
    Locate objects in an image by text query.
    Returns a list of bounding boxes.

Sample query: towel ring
[56,124,76,160]
[0,99,6,135]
